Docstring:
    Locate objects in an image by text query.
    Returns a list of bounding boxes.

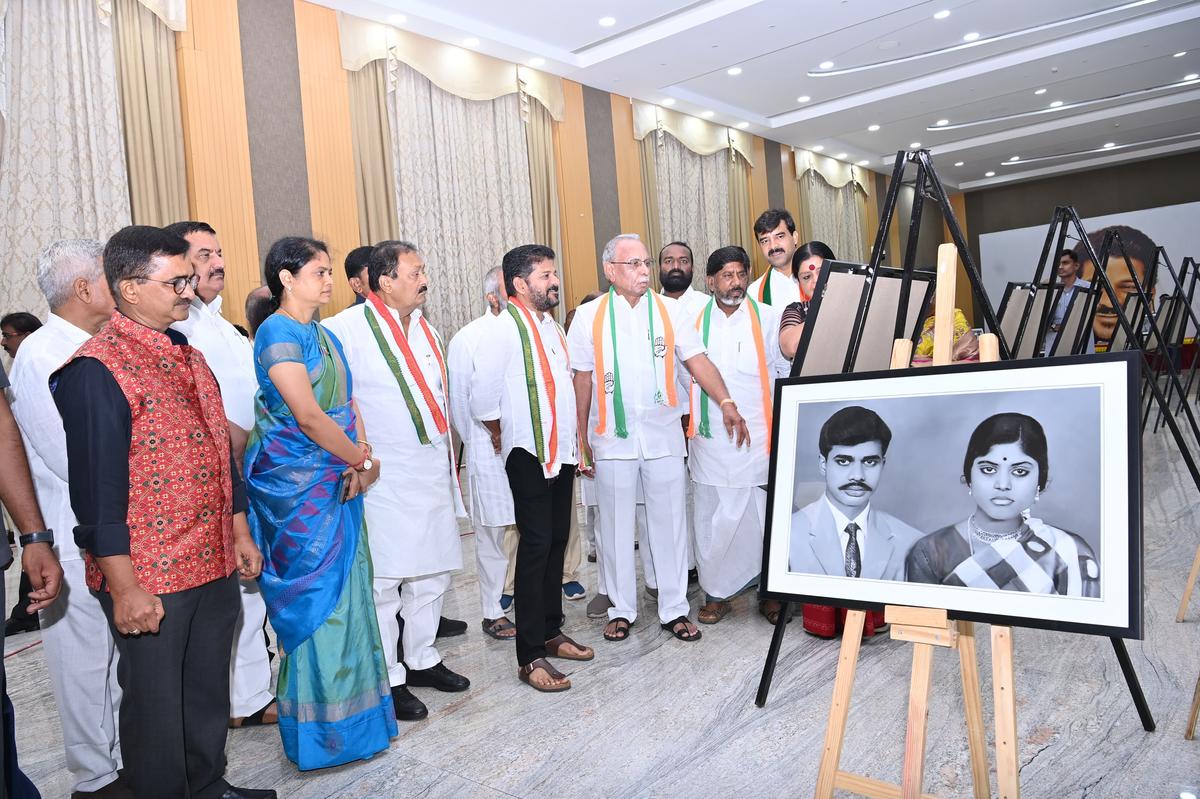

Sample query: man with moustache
[321,241,469,722]
[1043,248,1093,355]
[789,406,922,637]
[688,247,788,625]
[658,241,709,319]
[471,245,592,690]
[1077,225,1157,346]
[166,220,276,730]
[748,209,801,307]
[567,233,749,644]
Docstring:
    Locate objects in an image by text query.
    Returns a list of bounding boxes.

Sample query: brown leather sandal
[545,633,595,661]
[698,600,732,624]
[518,657,571,692]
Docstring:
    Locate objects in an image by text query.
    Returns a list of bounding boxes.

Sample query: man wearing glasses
[566,233,749,644]
[52,225,274,799]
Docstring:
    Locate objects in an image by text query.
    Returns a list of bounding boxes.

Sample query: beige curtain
[654,132,730,290]
[0,0,132,320]
[112,0,187,226]
[728,151,754,259]
[524,96,559,258]
[388,59,534,338]
[800,169,867,263]
[639,134,662,289]
[349,59,399,244]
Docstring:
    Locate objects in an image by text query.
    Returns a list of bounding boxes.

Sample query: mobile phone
[337,472,352,503]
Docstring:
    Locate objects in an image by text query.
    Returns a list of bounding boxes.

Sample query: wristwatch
[359,457,374,471]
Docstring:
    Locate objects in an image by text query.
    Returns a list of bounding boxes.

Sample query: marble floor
[7,427,1200,798]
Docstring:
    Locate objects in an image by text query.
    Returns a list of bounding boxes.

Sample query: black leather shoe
[4,615,38,636]
[219,787,277,799]
[391,685,428,721]
[688,568,699,584]
[406,661,470,692]
[436,616,468,638]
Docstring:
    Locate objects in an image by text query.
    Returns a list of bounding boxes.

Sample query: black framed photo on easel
[760,352,1143,638]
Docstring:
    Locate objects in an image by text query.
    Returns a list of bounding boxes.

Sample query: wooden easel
[814,244,1020,799]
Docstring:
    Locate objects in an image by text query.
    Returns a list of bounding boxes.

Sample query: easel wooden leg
[1186,670,1200,740]
[957,622,991,799]
[755,601,792,707]
[992,625,1020,799]
[815,609,866,799]
[1176,542,1200,622]
[901,642,935,799]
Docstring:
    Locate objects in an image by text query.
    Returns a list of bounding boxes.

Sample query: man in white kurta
[566,234,749,642]
[166,220,275,726]
[9,240,123,794]
[747,208,801,307]
[447,267,517,638]
[688,246,789,624]
[322,241,469,714]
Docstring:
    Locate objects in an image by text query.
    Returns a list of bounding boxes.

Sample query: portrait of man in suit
[788,405,923,580]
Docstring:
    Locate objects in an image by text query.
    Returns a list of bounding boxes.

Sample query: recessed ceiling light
[835,152,848,159]
[910,141,921,148]
[1034,88,1047,95]
[736,121,750,129]
[388,14,407,25]
[462,37,480,47]
[528,57,545,67]
[598,16,616,27]
[954,161,964,166]
[867,124,880,131]
[1049,100,1064,107]
[812,145,824,152]
[935,119,949,126]
[985,171,996,177]
[701,110,714,118]
[1103,142,1116,148]
[857,159,870,166]
[797,95,811,103]
[933,9,951,19]
[661,98,675,106]
[963,32,980,42]
[1008,155,1020,161]
[1174,51,1187,57]
[1187,73,1200,81]
[727,66,743,76]
[818,60,835,70]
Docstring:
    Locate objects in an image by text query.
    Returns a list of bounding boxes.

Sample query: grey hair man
[448,266,518,640]
[8,240,102,794]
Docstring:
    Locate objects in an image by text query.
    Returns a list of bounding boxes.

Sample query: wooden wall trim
[554,80,598,309]
[610,94,646,243]
[749,135,770,277]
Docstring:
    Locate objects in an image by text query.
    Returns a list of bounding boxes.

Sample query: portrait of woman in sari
[245,237,397,770]
[906,412,1100,597]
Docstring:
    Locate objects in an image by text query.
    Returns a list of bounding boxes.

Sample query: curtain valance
[793,147,871,195]
[632,100,754,166]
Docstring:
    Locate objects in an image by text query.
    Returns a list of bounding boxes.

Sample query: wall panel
[610,94,646,243]
[554,80,598,309]
[748,135,770,277]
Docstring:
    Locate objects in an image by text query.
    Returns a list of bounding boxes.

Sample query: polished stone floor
[6,427,1200,798]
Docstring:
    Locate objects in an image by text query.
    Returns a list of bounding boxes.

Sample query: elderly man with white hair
[447,266,519,640]
[8,239,127,797]
[566,233,749,643]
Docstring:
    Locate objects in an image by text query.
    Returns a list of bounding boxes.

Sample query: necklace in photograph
[968,513,1027,543]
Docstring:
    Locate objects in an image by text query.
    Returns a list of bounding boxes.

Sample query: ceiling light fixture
[910,141,922,148]
[963,32,981,42]
[1104,142,1116,148]
[985,171,996,177]
[996,131,1200,166]
[1049,100,1064,107]
[727,66,743,76]
[935,119,949,126]
[462,37,480,47]
[1187,73,1200,81]
[818,60,835,70]
[701,110,714,118]
[954,161,964,166]
[835,152,848,160]
[857,159,870,166]
[797,95,811,103]
[807,1,1158,78]
[388,14,407,25]
[868,124,880,131]
[1034,88,1047,95]
[528,57,545,67]
[1174,51,1187,57]
[933,9,951,19]
[598,16,616,27]
[1008,155,1020,161]
[812,145,825,152]
[736,121,750,129]
[661,98,675,106]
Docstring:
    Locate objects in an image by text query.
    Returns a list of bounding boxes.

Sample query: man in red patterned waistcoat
[52,226,275,799]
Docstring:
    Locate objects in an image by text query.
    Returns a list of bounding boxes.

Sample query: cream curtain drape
[388,59,534,338]
[639,134,662,274]
[653,132,730,290]
[112,0,187,226]
[799,170,867,263]
[0,0,131,319]
[349,59,399,244]
[727,152,754,259]
[524,96,560,259]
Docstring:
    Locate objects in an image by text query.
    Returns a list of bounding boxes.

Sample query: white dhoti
[229,579,274,717]
[39,558,122,793]
[466,443,515,618]
[692,482,765,600]
[476,524,510,619]
[582,475,654,592]
[594,456,689,623]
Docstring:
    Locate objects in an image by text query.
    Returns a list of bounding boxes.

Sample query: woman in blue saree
[245,237,397,770]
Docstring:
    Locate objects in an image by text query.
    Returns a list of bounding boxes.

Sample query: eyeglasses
[140,274,200,295]
[610,258,653,270]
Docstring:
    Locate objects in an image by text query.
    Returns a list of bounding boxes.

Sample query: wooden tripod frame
[813,244,1020,799]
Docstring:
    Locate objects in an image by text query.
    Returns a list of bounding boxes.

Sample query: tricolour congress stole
[687,297,773,455]
[757,270,773,305]
[363,292,450,446]
[591,286,677,438]
[507,298,570,477]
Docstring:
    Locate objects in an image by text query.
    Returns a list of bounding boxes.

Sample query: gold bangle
[719,398,737,408]
[357,440,373,457]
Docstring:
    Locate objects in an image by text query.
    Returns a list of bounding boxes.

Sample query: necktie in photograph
[844,522,861,578]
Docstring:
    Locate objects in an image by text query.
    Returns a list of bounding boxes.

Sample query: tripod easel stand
[814,244,1019,799]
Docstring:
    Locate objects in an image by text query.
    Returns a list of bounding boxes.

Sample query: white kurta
[447,312,514,527]
[687,300,788,598]
[323,304,464,579]
[669,285,711,323]
[171,295,257,430]
[748,267,801,308]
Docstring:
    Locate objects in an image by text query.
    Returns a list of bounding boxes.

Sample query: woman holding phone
[244,237,396,770]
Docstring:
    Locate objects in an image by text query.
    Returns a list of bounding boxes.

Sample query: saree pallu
[245,320,396,770]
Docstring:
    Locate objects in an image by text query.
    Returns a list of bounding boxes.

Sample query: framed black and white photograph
[761,352,1143,638]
